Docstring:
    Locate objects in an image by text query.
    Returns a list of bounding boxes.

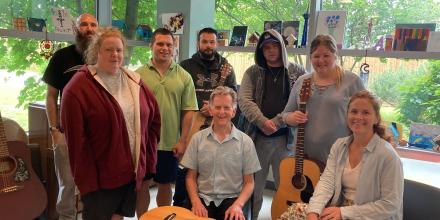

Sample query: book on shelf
[264,21,282,35]
[229,26,248,47]
[316,10,347,49]
[13,17,27,31]
[393,23,436,51]
[112,20,127,33]
[136,24,153,42]
[27,18,46,32]
[427,31,440,52]
[248,32,260,47]
[51,8,75,34]
[217,30,230,46]
[282,21,300,47]
[408,123,440,149]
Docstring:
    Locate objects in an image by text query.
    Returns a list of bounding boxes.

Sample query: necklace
[269,67,282,83]
[312,73,335,91]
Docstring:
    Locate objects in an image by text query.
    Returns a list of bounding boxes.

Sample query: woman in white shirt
[306,90,403,220]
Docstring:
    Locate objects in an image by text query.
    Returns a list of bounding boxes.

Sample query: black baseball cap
[259,32,280,48]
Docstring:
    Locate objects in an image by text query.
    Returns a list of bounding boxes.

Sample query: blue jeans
[172,166,188,207]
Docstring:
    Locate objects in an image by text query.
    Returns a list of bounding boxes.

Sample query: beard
[75,30,94,55]
[198,48,216,60]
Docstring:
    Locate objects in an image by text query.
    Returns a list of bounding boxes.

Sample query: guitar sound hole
[292,174,305,190]
[0,156,17,174]
[300,175,315,203]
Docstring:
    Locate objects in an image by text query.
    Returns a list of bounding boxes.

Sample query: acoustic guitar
[186,63,232,144]
[140,206,214,220]
[271,78,323,220]
[0,112,47,219]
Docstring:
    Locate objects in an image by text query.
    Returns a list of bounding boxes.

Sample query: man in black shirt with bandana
[42,13,98,220]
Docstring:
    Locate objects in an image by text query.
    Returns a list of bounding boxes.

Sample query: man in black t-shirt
[42,13,98,220]
[238,30,306,219]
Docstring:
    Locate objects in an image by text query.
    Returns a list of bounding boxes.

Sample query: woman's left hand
[319,207,342,220]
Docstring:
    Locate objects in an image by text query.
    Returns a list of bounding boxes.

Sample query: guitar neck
[218,76,227,86]
[295,102,306,174]
[218,63,231,87]
[0,112,10,157]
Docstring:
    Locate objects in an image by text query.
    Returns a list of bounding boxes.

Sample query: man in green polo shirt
[135,28,198,216]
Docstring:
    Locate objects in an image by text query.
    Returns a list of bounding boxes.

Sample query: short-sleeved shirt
[137,60,198,151]
[42,44,84,97]
[180,125,261,206]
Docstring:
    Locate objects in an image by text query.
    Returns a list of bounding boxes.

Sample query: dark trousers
[205,198,236,220]
[81,182,136,220]
[186,197,249,220]
[172,167,188,207]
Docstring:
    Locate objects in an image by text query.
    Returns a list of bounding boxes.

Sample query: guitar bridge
[0,185,24,194]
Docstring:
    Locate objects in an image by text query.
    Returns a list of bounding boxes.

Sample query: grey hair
[209,86,237,109]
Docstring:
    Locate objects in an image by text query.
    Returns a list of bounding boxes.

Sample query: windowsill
[396,147,440,188]
[401,158,440,188]
[396,146,440,163]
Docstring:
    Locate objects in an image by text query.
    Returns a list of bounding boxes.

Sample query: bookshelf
[217,45,440,60]
[218,46,308,55]
[0,28,149,47]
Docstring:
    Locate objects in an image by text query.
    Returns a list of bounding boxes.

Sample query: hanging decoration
[300,5,309,48]
[40,28,54,59]
[360,18,373,87]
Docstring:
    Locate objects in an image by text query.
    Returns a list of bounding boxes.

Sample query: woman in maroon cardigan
[61,27,160,220]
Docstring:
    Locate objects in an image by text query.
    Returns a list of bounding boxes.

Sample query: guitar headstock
[299,79,311,102]
[220,63,232,79]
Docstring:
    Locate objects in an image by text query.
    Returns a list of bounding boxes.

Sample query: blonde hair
[85,27,127,65]
[209,86,237,109]
[310,34,343,88]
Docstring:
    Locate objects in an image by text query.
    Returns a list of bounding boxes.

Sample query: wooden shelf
[339,49,440,60]
[0,28,149,47]
[218,46,308,55]
[217,45,440,60]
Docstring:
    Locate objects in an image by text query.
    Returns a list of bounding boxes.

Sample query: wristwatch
[49,125,62,133]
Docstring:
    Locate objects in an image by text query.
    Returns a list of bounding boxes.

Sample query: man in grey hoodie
[238,29,306,219]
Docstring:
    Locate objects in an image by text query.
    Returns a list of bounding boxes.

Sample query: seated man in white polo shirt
[181,86,261,220]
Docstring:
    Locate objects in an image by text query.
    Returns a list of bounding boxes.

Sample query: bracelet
[49,125,63,133]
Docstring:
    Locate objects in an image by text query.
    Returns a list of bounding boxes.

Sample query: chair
[2,117,27,143]
[403,179,440,220]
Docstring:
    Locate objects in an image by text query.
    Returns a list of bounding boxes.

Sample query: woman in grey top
[282,34,365,165]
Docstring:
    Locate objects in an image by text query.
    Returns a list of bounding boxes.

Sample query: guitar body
[271,157,321,219]
[140,206,214,220]
[271,78,322,219]
[0,141,47,220]
[186,112,210,144]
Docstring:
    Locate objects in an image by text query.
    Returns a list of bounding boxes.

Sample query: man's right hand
[261,120,277,135]
[191,200,208,217]
[51,130,64,146]
[200,101,211,117]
